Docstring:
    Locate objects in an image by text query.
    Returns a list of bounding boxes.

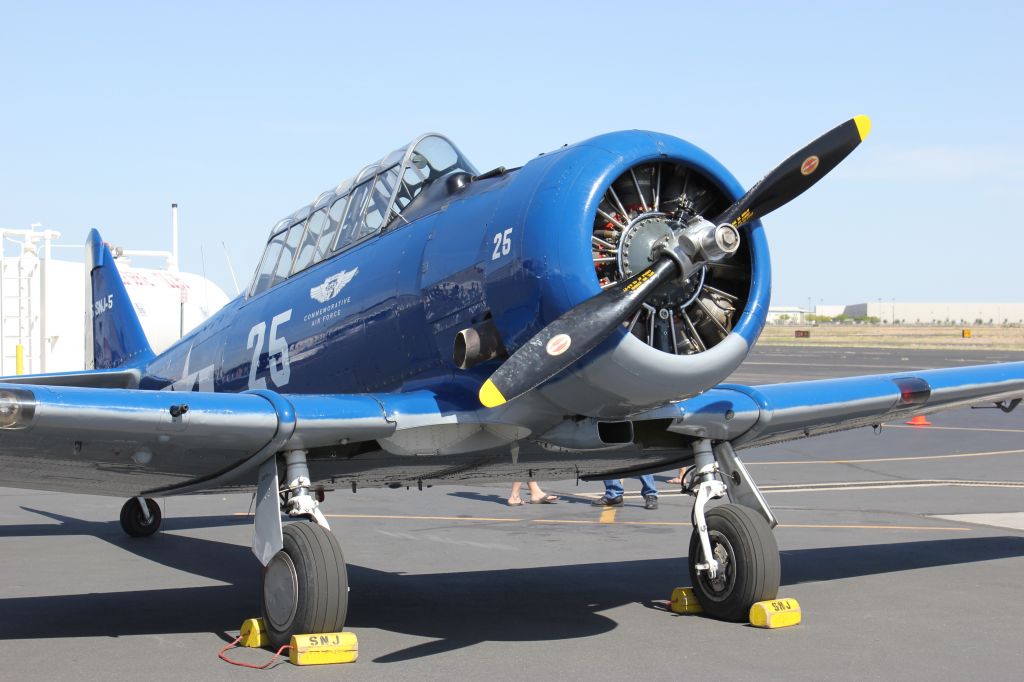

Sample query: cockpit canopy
[250,134,477,297]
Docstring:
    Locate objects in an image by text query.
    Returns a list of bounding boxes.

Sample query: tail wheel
[591,162,752,355]
[687,504,780,622]
[261,522,349,648]
[119,497,162,537]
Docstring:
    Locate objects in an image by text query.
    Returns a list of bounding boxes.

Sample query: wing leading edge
[656,361,1024,448]
[0,384,419,497]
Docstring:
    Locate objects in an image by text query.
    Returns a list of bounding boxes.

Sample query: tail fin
[85,229,154,369]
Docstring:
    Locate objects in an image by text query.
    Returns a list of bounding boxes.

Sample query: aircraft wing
[656,361,1024,448]
[0,383,449,497]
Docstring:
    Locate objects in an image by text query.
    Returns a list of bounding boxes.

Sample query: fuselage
[136,130,771,431]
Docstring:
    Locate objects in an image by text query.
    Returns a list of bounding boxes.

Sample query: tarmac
[1,345,1023,680]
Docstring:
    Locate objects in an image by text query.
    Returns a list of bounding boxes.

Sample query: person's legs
[508,481,524,505]
[592,479,624,506]
[639,474,659,509]
[638,474,658,497]
[527,480,557,503]
[604,479,624,498]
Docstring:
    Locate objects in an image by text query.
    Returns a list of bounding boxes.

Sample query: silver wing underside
[0,385,397,497]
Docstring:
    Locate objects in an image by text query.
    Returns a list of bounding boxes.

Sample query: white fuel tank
[118,266,231,351]
[1,254,229,374]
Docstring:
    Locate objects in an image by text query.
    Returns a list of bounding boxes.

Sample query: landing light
[0,388,36,429]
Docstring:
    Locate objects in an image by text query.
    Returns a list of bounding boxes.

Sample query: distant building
[766,306,809,324]
[812,302,1024,325]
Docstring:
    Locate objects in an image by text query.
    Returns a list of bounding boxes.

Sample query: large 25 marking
[247,309,292,390]
[491,227,513,260]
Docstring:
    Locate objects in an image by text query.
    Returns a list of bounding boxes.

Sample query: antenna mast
[170,203,179,271]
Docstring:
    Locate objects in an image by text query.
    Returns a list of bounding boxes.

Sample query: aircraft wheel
[119,497,162,537]
[687,503,780,621]
[261,522,348,648]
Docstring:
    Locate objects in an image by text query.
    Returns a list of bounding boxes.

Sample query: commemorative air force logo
[310,268,359,303]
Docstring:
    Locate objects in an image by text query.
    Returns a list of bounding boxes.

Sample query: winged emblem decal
[310,268,359,303]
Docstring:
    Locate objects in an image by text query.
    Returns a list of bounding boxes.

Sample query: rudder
[85,229,154,369]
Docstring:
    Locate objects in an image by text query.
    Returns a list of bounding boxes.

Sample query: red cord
[218,635,292,669]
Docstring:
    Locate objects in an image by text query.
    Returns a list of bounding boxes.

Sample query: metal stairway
[0,250,39,375]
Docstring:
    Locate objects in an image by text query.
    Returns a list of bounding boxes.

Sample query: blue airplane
[2,117,1023,646]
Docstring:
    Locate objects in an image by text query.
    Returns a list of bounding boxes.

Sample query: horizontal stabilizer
[0,367,140,389]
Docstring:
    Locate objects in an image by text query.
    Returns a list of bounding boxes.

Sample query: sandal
[529,495,558,504]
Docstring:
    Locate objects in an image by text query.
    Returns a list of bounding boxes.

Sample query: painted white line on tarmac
[779,523,971,532]
[932,512,1024,532]
[885,424,1024,434]
[762,479,1024,493]
[742,361,926,370]
[749,448,1024,465]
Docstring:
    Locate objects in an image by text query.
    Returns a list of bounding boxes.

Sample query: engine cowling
[489,130,770,418]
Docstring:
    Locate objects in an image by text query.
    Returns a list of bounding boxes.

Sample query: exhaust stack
[454,319,507,370]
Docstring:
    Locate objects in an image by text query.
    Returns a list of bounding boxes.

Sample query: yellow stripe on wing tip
[854,114,872,141]
[479,379,507,408]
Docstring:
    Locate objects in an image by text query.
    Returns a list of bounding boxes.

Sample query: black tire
[261,522,348,648]
[687,503,780,622]
[119,497,162,537]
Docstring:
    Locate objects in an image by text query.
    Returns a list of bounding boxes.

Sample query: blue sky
[2,1,1022,305]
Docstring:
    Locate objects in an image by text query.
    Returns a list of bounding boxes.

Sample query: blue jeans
[604,475,657,498]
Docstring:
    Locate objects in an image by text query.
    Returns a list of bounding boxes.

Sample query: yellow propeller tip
[854,115,872,141]
[479,380,507,408]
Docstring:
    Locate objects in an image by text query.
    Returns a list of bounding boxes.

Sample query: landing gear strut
[686,440,780,621]
[119,497,161,537]
[255,449,349,647]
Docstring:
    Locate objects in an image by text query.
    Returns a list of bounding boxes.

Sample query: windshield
[250,133,476,296]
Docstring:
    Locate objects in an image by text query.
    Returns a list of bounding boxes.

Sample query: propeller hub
[616,214,707,311]
[617,214,677,278]
[679,217,742,262]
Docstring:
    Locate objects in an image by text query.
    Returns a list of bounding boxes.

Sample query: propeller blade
[479,116,871,408]
[717,115,871,228]
[479,258,677,408]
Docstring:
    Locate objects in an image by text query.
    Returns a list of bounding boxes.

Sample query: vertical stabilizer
[85,229,154,369]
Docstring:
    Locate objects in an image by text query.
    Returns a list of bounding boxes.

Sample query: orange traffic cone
[905,415,932,426]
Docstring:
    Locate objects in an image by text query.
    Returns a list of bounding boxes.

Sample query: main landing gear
[119,497,162,537]
[685,440,780,621]
[256,449,348,648]
[263,522,348,647]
